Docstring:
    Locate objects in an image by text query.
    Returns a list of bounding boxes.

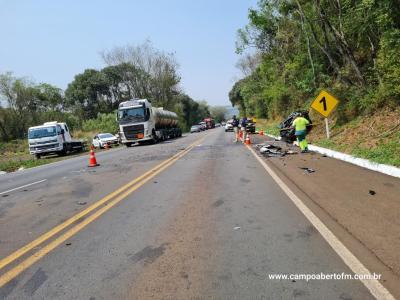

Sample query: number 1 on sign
[319,97,327,111]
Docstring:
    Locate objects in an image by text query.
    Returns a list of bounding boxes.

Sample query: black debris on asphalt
[369,190,376,196]
[299,167,316,173]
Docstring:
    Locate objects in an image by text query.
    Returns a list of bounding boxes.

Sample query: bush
[82,113,118,134]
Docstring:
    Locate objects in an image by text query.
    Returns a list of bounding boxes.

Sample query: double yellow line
[0,137,204,287]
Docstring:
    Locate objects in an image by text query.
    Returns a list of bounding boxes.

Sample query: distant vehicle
[92,133,119,148]
[245,119,256,133]
[225,120,234,132]
[28,121,84,159]
[190,125,201,133]
[117,99,182,147]
[279,111,313,142]
[203,118,215,129]
[215,123,221,127]
[198,122,207,131]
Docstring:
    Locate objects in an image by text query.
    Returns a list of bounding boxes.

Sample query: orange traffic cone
[245,135,251,145]
[259,130,264,136]
[88,145,99,167]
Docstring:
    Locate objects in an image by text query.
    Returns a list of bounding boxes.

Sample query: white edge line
[0,179,47,196]
[247,145,395,300]
[264,134,400,179]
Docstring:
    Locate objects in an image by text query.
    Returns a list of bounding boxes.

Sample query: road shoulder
[250,134,400,299]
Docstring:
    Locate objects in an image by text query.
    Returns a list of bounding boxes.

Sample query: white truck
[28,121,85,159]
[117,99,182,147]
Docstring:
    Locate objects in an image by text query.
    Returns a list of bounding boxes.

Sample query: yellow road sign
[311,90,340,118]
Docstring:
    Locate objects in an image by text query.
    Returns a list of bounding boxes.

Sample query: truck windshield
[28,126,57,139]
[118,107,146,123]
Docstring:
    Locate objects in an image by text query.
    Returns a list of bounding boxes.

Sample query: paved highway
[0,128,387,299]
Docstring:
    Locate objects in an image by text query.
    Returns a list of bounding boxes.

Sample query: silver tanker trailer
[117,99,182,146]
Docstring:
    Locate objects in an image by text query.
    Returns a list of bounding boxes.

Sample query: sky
[0,0,258,106]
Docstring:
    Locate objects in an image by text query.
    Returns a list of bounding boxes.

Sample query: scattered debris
[153,181,158,184]
[65,242,72,246]
[322,154,327,157]
[233,226,241,231]
[17,167,25,171]
[2,194,9,198]
[369,190,376,196]
[257,142,298,157]
[299,167,315,173]
[77,201,87,205]
[0,171,6,175]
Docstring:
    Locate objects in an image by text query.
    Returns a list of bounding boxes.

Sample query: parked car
[245,119,256,133]
[215,123,221,127]
[92,133,119,148]
[225,120,234,132]
[190,125,201,133]
[198,122,207,131]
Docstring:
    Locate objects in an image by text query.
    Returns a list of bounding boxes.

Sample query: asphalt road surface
[0,128,389,299]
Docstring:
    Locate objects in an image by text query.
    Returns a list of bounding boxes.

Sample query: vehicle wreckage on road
[279,111,312,142]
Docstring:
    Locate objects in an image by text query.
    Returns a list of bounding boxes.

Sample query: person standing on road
[232,115,240,142]
[241,116,248,143]
[292,115,310,153]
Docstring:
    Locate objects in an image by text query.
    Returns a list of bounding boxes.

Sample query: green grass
[0,157,63,172]
[256,120,281,136]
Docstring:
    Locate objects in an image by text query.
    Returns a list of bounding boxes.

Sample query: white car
[224,121,233,132]
[92,133,119,148]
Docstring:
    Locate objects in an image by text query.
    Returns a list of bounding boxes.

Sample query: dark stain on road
[297,225,317,239]
[212,199,224,208]
[240,177,251,183]
[71,179,93,198]
[339,293,353,300]
[0,278,18,299]
[293,288,308,297]
[22,268,48,296]
[130,244,168,264]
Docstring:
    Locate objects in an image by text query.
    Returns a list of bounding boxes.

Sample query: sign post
[325,118,330,139]
[311,90,340,139]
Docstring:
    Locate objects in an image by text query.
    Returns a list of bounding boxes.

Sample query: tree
[210,106,228,123]
[101,41,180,110]
[65,69,110,119]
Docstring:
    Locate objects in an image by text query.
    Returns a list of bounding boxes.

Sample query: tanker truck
[117,99,182,147]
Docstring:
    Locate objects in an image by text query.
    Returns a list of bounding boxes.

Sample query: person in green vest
[292,116,310,153]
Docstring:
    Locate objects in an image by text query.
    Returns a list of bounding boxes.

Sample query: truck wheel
[35,154,41,159]
[59,145,67,156]
[125,143,132,147]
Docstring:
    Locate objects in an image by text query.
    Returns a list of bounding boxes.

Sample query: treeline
[0,42,220,142]
[230,0,400,123]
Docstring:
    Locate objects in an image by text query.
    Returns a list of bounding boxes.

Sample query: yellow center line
[0,137,205,287]
[0,136,205,279]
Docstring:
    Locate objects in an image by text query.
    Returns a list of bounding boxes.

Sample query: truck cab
[28,122,83,158]
[118,99,181,146]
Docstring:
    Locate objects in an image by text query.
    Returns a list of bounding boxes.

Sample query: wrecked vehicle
[279,111,312,142]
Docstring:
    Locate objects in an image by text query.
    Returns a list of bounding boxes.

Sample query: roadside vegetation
[231,0,400,166]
